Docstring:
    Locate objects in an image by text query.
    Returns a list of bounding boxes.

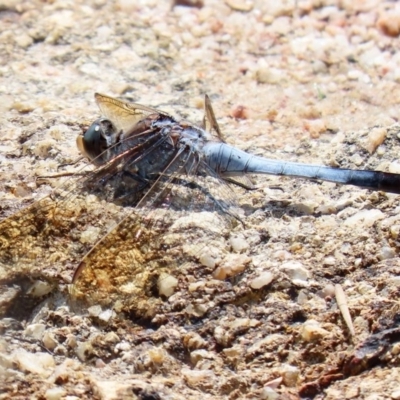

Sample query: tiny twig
[335,283,355,337]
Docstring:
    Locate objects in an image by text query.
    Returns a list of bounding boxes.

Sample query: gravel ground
[2,0,400,399]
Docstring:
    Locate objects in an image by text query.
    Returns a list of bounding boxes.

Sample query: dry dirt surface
[2,0,400,399]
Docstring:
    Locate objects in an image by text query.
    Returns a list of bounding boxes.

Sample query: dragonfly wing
[95,93,170,134]
[1,97,242,320]
[0,129,168,317]
[70,145,242,319]
[0,163,132,318]
[203,94,226,142]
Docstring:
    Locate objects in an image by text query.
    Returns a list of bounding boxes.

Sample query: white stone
[260,386,279,400]
[75,342,91,362]
[158,273,178,297]
[104,332,120,344]
[181,368,215,386]
[24,323,46,340]
[43,332,58,351]
[190,349,214,365]
[224,0,254,12]
[13,349,55,378]
[88,305,102,317]
[92,379,132,400]
[347,69,363,80]
[199,254,217,268]
[27,280,52,297]
[344,209,384,228]
[230,236,249,253]
[250,272,274,289]
[282,261,310,284]
[213,254,251,280]
[389,162,400,174]
[255,67,284,84]
[301,320,329,342]
[279,364,299,387]
[391,389,400,400]
[98,309,116,323]
[45,387,66,400]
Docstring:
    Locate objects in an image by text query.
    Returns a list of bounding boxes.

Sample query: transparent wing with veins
[95,93,170,135]
[69,145,240,317]
[0,93,241,320]
[203,94,226,143]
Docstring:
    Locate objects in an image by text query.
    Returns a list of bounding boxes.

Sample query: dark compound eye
[83,121,104,159]
[76,118,117,165]
[84,122,102,147]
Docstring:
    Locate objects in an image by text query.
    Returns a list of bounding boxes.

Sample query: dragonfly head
[76,118,119,166]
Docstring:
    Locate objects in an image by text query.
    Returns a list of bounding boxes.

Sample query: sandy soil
[2,0,400,399]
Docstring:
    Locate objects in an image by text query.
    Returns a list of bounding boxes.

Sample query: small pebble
[389,162,400,174]
[213,254,251,280]
[364,127,387,154]
[278,364,300,387]
[392,390,400,400]
[12,101,36,113]
[13,349,55,378]
[320,284,336,298]
[91,379,131,400]
[104,332,120,344]
[323,257,336,266]
[282,261,310,284]
[181,368,215,386]
[79,227,101,244]
[24,324,46,340]
[185,303,208,317]
[255,67,284,84]
[378,246,395,260]
[224,0,253,12]
[148,347,167,365]
[301,320,329,342]
[303,119,326,138]
[190,349,213,365]
[95,358,106,368]
[183,332,207,350]
[27,280,53,297]
[344,209,384,228]
[75,342,92,362]
[297,290,308,305]
[347,69,363,81]
[115,342,131,352]
[15,33,33,49]
[45,387,66,400]
[230,236,249,253]
[199,254,217,268]
[158,273,178,297]
[377,13,400,37]
[88,305,102,317]
[98,309,116,323]
[249,272,274,289]
[230,105,249,120]
[260,387,279,400]
[42,332,58,351]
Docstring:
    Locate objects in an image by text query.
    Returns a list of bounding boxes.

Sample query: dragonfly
[1,93,400,320]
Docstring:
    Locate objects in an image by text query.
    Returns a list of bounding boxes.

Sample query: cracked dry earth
[2,0,400,399]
